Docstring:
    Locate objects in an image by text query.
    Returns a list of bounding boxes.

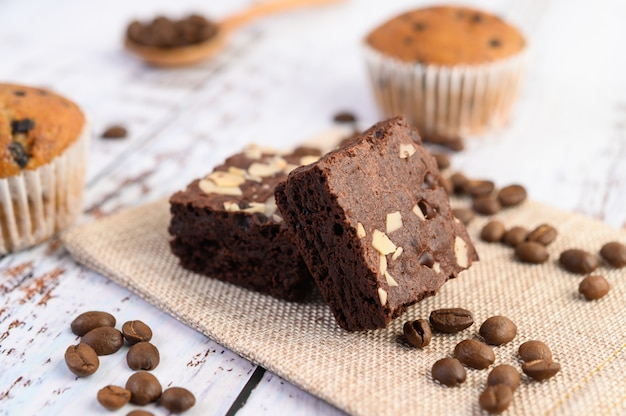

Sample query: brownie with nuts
[169,145,320,301]
[275,116,478,330]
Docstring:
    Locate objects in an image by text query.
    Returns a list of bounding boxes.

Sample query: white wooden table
[1,0,625,415]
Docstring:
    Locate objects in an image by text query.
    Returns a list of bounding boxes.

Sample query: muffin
[364,6,527,143]
[0,83,89,254]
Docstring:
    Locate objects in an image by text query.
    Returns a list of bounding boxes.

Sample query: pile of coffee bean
[126,14,219,48]
[478,221,558,265]
[403,309,560,414]
[64,311,195,413]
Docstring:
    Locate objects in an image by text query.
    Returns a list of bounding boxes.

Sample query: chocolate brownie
[169,145,320,301]
[275,116,478,330]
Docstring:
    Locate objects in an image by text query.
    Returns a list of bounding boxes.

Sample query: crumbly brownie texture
[366,6,525,66]
[169,145,320,301]
[275,116,478,331]
[0,83,85,178]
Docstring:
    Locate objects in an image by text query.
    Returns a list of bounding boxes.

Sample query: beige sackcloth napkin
[62,194,626,416]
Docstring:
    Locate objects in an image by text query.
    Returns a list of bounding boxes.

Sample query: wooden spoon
[124,0,345,67]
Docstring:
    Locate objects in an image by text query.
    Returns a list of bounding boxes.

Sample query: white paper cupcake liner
[364,45,528,139]
[0,122,89,254]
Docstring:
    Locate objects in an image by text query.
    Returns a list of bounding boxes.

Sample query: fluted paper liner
[0,124,89,254]
[62,197,626,415]
[364,46,528,139]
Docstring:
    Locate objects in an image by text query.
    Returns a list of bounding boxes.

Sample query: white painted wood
[1,0,625,414]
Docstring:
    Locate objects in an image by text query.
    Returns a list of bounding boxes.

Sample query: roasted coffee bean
[432,152,450,170]
[487,364,521,391]
[463,179,495,197]
[81,326,124,356]
[403,319,432,348]
[600,241,626,268]
[65,343,99,377]
[472,195,501,215]
[127,342,160,371]
[101,125,127,139]
[502,226,528,247]
[431,357,466,387]
[122,320,153,344]
[160,387,196,413]
[127,411,154,416]
[333,111,357,123]
[479,384,513,414]
[97,385,131,410]
[515,241,549,264]
[522,359,561,381]
[518,340,552,362]
[480,221,506,243]
[292,145,322,157]
[429,308,474,333]
[497,184,527,207]
[559,249,599,274]
[527,224,558,246]
[126,371,162,405]
[479,316,517,345]
[452,208,475,225]
[579,275,610,300]
[450,172,469,194]
[454,339,495,369]
[71,311,116,336]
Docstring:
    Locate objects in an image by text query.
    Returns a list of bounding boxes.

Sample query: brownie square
[169,145,320,301]
[275,116,478,330]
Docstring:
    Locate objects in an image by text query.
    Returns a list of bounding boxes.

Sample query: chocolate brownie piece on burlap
[275,116,478,330]
[169,145,320,301]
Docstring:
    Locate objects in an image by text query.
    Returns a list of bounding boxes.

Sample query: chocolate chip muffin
[0,83,89,253]
[364,5,527,142]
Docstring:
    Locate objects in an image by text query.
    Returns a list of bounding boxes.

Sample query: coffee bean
[579,275,610,300]
[65,343,99,377]
[101,125,128,139]
[450,172,469,194]
[487,364,521,391]
[432,152,450,170]
[292,146,322,157]
[403,319,431,348]
[480,221,506,243]
[479,316,517,345]
[160,387,196,413]
[472,195,501,215]
[497,184,527,207]
[81,326,124,356]
[502,226,528,247]
[127,410,154,416]
[429,308,474,333]
[333,111,357,124]
[515,241,549,264]
[522,359,561,381]
[127,342,160,371]
[126,372,162,405]
[97,385,131,410]
[453,339,495,369]
[559,249,599,274]
[527,224,558,246]
[463,179,495,197]
[122,320,153,345]
[431,357,466,387]
[600,241,626,268]
[479,384,513,414]
[518,340,552,362]
[70,311,116,336]
[452,208,475,225]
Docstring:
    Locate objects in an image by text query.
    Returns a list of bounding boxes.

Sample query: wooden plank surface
[0,0,625,415]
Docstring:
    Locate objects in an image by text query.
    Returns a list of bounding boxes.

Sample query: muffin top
[0,83,85,178]
[366,6,525,66]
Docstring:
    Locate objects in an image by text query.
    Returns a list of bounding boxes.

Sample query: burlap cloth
[62,197,626,415]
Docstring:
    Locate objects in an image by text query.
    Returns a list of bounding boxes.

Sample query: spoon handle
[221,0,346,32]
